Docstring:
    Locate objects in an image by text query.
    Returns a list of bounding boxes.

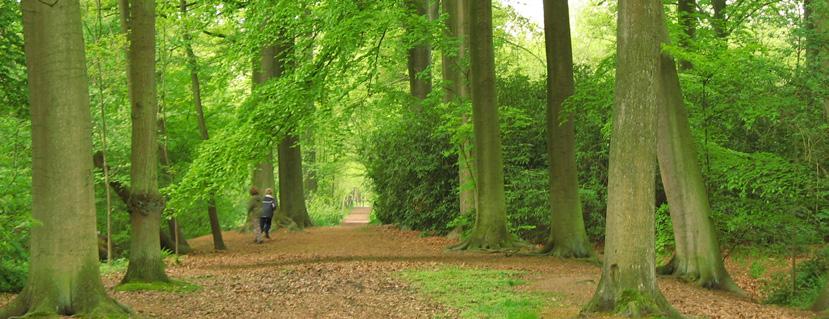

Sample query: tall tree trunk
[442,0,476,230]
[279,135,313,227]
[540,0,592,258]
[655,22,743,294]
[121,0,169,283]
[406,0,433,111]
[1,0,130,316]
[248,47,278,232]
[180,0,226,251]
[808,0,829,120]
[712,0,727,38]
[583,0,678,315]
[273,37,312,228]
[677,0,696,70]
[451,0,514,250]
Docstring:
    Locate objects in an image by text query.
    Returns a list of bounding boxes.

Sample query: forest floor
[0,207,818,318]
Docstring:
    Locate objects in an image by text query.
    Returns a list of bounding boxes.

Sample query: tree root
[537,241,594,259]
[0,292,131,319]
[657,256,748,298]
[582,289,682,319]
[448,237,529,254]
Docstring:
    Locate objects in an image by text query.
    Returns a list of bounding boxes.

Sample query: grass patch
[400,266,547,319]
[308,196,347,226]
[115,280,200,293]
[99,258,129,275]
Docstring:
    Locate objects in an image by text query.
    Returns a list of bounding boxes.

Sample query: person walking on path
[260,188,276,241]
[247,187,264,243]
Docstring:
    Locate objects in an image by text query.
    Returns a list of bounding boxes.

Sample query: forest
[0,0,828,317]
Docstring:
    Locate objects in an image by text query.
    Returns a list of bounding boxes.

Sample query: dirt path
[0,213,817,318]
[341,206,371,226]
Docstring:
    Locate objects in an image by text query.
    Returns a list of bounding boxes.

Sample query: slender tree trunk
[540,0,592,258]
[451,0,514,250]
[583,0,678,315]
[406,0,433,111]
[677,0,696,70]
[442,0,476,231]
[804,0,829,121]
[655,39,743,294]
[712,0,727,38]
[1,1,130,317]
[120,0,169,283]
[180,0,226,250]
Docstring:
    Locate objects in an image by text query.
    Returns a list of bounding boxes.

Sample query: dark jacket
[262,195,276,218]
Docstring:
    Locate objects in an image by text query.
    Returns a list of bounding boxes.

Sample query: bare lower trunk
[452,0,515,250]
[278,135,312,228]
[121,0,168,283]
[655,28,742,293]
[583,0,677,315]
[161,218,192,254]
[1,1,130,317]
[540,0,592,258]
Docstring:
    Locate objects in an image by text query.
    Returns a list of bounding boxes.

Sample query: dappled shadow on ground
[0,224,816,318]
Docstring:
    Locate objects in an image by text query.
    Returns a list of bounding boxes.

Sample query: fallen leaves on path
[0,223,819,318]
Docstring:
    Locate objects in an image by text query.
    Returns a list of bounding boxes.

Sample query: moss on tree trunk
[1,1,130,317]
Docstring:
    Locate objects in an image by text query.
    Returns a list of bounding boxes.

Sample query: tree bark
[451,0,515,250]
[655,24,743,294]
[540,0,592,258]
[442,0,476,230]
[712,0,727,38]
[1,1,130,316]
[406,0,433,111]
[279,135,313,227]
[180,0,226,251]
[677,0,696,70]
[583,0,678,315]
[247,46,278,232]
[120,0,169,283]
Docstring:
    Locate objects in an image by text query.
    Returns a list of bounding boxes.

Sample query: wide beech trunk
[1,1,130,317]
[583,0,679,315]
[121,0,169,283]
[452,0,516,250]
[540,0,592,258]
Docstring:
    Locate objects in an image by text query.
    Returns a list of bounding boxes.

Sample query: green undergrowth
[115,280,200,293]
[99,258,129,275]
[400,266,550,319]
